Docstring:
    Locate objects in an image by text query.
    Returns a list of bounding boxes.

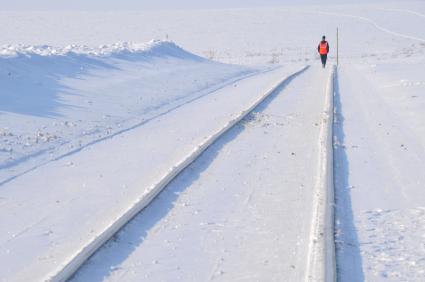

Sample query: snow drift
[0,40,203,58]
[0,40,258,185]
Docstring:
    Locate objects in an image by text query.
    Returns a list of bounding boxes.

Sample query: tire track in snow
[383,8,425,19]
[315,10,425,43]
[46,66,310,282]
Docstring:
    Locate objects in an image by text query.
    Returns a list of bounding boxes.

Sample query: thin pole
[336,28,339,66]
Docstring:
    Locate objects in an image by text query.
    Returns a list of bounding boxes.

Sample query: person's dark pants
[320,54,327,68]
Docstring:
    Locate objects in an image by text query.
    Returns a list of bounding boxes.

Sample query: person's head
[322,35,326,41]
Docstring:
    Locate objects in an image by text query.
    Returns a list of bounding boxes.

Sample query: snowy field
[1,1,425,281]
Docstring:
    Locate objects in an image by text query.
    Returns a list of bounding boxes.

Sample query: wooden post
[336,28,339,66]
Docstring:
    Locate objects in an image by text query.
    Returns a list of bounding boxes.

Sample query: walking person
[318,35,329,68]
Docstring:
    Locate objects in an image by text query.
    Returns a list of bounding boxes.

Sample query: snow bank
[0,40,257,186]
[305,66,336,282]
[0,40,202,60]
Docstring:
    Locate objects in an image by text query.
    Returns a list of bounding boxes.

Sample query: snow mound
[0,40,203,61]
[0,39,257,186]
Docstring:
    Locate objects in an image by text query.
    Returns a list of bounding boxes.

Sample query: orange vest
[319,42,328,55]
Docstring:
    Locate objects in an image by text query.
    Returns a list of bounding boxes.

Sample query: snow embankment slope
[0,48,304,280]
[0,40,258,186]
[71,65,333,282]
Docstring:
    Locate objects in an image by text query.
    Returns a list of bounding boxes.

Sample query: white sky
[1,0,393,11]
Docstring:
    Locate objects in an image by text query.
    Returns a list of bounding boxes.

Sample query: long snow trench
[70,66,332,282]
[0,65,308,282]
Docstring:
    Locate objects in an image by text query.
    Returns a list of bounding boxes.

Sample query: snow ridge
[305,66,336,282]
[0,39,203,60]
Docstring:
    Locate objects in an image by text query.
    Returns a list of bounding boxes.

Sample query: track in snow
[382,8,425,19]
[49,66,309,282]
[0,68,270,188]
[70,66,335,282]
[0,66,305,282]
[315,10,425,43]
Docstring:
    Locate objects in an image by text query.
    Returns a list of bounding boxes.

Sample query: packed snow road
[70,66,332,281]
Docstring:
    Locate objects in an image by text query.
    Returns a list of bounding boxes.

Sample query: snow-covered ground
[1,2,424,65]
[0,44,297,281]
[1,1,425,281]
[0,41,257,186]
[334,62,425,281]
[71,65,330,282]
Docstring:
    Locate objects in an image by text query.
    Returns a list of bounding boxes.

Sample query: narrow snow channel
[71,66,330,281]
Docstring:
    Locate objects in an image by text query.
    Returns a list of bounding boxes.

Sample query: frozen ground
[1,1,425,281]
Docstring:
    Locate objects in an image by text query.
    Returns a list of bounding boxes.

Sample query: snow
[334,61,425,281]
[1,1,425,281]
[0,52,301,281]
[305,66,336,282]
[357,208,425,280]
[0,40,257,185]
[70,66,329,282]
[1,2,424,65]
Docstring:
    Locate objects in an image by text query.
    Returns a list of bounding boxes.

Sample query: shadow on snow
[0,42,203,118]
[0,54,118,118]
[333,69,365,281]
